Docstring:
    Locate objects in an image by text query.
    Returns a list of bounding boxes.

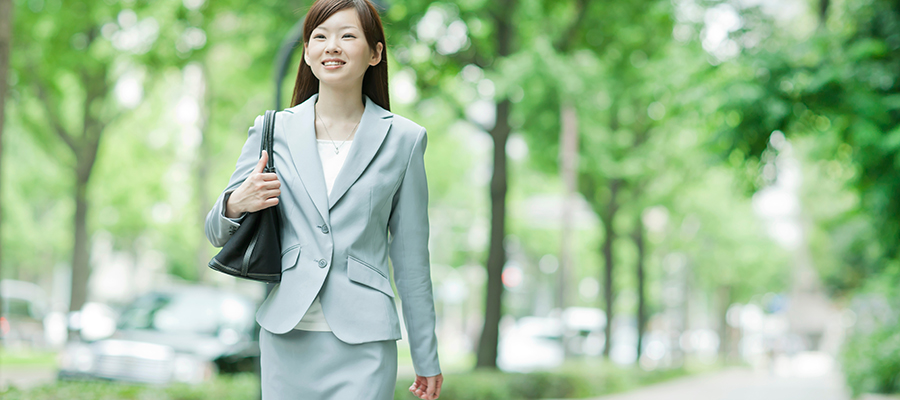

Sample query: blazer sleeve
[205,115,264,248]
[388,127,441,377]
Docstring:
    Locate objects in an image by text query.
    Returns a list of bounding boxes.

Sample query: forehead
[314,8,362,31]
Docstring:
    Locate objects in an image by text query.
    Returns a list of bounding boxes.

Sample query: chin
[315,75,364,89]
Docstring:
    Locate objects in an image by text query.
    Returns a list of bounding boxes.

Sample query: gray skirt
[259,328,398,400]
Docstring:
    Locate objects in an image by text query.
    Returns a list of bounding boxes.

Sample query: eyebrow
[314,25,359,31]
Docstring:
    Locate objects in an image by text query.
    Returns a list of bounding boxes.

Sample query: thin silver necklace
[315,105,360,154]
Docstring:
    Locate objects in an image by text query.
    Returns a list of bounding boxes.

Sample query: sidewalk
[0,365,56,391]
[581,367,849,400]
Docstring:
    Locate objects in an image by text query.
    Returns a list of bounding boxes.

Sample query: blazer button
[318,224,329,234]
[317,259,328,268]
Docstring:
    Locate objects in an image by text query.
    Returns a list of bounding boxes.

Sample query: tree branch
[33,79,78,153]
[554,0,590,53]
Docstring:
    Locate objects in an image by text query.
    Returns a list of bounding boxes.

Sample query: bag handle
[260,110,276,173]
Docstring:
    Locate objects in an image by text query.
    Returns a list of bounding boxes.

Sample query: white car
[497,316,565,372]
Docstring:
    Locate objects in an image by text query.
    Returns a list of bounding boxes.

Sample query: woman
[204,0,442,399]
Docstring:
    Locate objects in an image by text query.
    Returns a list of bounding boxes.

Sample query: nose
[325,37,342,54]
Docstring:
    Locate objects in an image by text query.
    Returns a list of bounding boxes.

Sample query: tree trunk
[475,0,515,370]
[601,178,620,358]
[635,216,646,360]
[69,173,91,313]
[819,0,830,24]
[717,285,732,361]
[558,102,578,310]
[476,98,511,369]
[67,73,104,315]
[0,0,11,316]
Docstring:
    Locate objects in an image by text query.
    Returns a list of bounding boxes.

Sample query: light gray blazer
[205,93,440,377]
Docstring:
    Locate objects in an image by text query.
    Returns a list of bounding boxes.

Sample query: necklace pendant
[334,148,340,154]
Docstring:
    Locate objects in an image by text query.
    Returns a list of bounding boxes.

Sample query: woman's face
[304,8,383,89]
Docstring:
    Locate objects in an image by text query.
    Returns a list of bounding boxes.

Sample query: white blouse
[292,138,353,332]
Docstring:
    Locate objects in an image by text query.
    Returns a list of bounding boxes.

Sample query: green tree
[506,0,705,358]
[717,0,899,290]
[384,0,521,368]
[9,0,195,312]
[0,0,10,317]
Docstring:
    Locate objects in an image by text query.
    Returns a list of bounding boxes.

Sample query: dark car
[58,285,260,384]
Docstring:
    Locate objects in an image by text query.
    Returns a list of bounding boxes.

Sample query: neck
[315,84,366,122]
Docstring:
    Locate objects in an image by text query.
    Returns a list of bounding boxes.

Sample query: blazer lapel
[327,95,393,209]
[282,93,330,223]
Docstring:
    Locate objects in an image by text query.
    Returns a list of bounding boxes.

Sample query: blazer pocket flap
[281,244,302,271]
[347,256,395,298]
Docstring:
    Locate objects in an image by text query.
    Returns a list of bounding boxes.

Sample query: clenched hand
[225,150,280,218]
[409,373,442,399]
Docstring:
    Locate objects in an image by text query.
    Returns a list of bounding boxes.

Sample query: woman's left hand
[409,373,442,399]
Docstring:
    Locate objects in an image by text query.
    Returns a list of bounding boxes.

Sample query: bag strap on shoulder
[260,110,276,173]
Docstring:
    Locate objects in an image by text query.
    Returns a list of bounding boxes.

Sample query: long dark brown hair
[290,0,390,111]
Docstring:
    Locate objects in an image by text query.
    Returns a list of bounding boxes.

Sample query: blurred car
[0,279,50,348]
[58,285,260,385]
[561,307,606,357]
[497,316,565,372]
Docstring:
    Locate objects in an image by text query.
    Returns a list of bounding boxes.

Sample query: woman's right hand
[224,150,280,218]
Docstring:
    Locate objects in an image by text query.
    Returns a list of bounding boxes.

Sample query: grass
[0,347,58,368]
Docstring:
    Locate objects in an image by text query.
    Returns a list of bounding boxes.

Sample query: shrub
[843,320,900,396]
[0,373,258,400]
[393,362,691,400]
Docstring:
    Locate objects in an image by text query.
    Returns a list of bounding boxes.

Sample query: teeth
[324,61,344,66]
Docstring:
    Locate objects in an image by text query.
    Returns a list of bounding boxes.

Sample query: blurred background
[0,0,898,398]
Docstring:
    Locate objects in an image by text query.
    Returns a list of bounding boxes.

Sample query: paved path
[0,366,56,391]
[586,368,850,400]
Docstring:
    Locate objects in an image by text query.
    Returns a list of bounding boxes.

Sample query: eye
[343,34,355,38]
[313,34,324,39]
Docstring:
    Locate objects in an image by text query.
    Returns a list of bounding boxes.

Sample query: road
[585,367,849,400]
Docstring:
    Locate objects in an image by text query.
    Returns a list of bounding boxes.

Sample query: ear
[303,42,310,66]
[369,42,383,66]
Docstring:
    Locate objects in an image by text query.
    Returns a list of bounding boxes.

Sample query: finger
[425,378,437,399]
[255,151,268,173]
[262,197,279,208]
[259,172,279,181]
[253,179,279,193]
[261,189,281,200]
[259,179,280,190]
[251,181,276,196]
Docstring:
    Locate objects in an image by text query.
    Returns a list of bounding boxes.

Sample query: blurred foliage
[717,0,900,290]
[4,0,900,393]
[709,0,899,393]
[0,347,58,367]
[392,361,696,400]
[2,0,796,303]
[0,372,258,400]
[0,363,695,400]
[843,319,900,395]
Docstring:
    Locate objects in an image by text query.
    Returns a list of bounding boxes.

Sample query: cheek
[305,45,322,59]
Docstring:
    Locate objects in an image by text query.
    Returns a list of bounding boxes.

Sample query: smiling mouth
[323,61,346,66]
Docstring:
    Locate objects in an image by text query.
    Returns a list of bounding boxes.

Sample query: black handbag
[208,110,283,283]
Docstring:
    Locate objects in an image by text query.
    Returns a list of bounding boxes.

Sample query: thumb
[255,150,268,173]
